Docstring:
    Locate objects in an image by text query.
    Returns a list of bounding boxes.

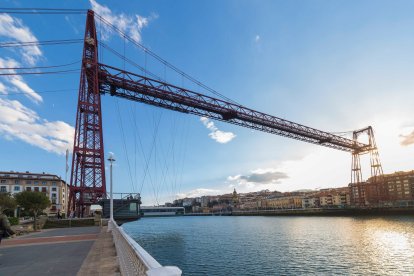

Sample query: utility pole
[108,153,115,228]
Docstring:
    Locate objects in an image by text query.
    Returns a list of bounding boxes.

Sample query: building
[0,171,69,216]
[232,188,239,207]
[318,188,350,208]
[349,170,414,207]
[382,171,414,205]
[200,196,210,208]
[302,197,319,208]
[349,181,383,206]
[265,196,303,209]
[182,198,193,207]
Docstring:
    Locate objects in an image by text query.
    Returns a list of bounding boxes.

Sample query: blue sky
[1,0,414,205]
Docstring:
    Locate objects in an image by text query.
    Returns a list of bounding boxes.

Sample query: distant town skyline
[1,0,414,205]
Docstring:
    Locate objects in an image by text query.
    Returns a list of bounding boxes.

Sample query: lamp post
[108,153,115,228]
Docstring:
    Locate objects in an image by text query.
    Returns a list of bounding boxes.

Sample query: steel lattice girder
[97,63,369,153]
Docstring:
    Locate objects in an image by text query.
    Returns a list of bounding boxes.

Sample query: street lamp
[107,153,115,229]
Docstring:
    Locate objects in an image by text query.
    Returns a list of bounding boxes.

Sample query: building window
[52,182,57,186]
[41,187,47,193]
[34,187,39,192]
[15,180,19,184]
[52,187,57,192]
[42,181,46,185]
[14,186,20,192]
[26,180,32,184]
[51,193,57,198]
[34,181,38,185]
[0,180,5,183]
[26,187,32,191]
[0,186,6,192]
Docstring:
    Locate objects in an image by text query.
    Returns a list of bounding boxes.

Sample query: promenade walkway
[0,226,119,276]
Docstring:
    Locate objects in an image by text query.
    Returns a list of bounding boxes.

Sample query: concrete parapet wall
[109,220,182,276]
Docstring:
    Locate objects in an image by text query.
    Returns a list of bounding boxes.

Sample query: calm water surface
[123,216,414,275]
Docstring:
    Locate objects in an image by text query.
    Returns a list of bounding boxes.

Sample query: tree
[15,191,51,231]
[0,192,17,214]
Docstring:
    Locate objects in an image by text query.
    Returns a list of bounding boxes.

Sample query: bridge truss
[69,10,383,215]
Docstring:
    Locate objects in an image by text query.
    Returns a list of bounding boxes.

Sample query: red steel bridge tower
[69,10,384,215]
[69,10,106,216]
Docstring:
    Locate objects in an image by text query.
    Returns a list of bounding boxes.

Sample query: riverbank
[183,206,414,217]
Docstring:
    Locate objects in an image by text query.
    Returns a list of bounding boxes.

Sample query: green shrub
[8,217,19,225]
[43,218,95,229]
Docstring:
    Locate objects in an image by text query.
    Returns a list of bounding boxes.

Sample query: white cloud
[0,13,42,65]
[228,168,288,184]
[400,129,414,146]
[255,35,260,42]
[0,58,42,103]
[89,0,157,42]
[176,188,222,198]
[0,98,75,155]
[0,82,6,94]
[0,14,74,156]
[227,168,288,192]
[200,117,236,143]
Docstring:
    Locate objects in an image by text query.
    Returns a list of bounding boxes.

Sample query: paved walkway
[0,226,119,276]
[77,228,120,276]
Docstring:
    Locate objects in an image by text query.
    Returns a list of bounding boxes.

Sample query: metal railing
[109,220,182,276]
[106,192,142,200]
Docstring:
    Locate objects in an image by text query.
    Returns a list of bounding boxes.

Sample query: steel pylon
[69,10,106,217]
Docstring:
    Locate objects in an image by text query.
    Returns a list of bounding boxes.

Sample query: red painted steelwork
[69,10,106,217]
[97,63,370,153]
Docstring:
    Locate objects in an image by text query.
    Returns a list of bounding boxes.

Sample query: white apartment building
[0,171,69,216]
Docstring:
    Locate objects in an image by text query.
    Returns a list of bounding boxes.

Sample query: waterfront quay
[0,226,118,276]
[0,221,182,276]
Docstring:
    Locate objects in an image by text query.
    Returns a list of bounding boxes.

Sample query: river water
[123,216,414,275]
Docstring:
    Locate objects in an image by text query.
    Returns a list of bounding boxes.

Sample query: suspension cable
[0,39,83,48]
[95,13,240,105]
[0,60,81,70]
[0,69,80,76]
[0,88,77,97]
[99,42,163,81]
[115,99,136,193]
[0,8,87,15]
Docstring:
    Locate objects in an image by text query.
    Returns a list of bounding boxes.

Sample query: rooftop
[0,171,64,181]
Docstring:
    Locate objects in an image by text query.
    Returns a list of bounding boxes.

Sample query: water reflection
[123,216,414,275]
[355,217,414,274]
